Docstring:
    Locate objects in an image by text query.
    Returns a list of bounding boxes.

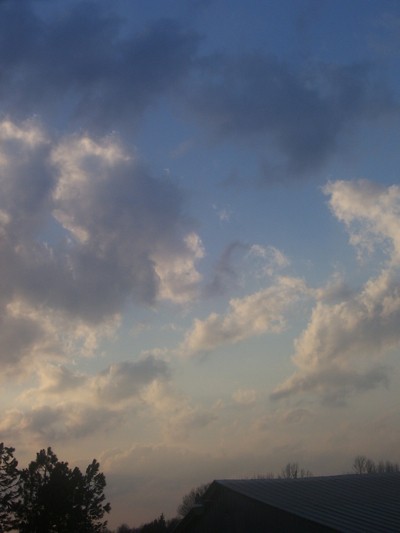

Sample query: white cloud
[314,273,354,304]
[0,118,47,147]
[272,180,400,403]
[232,388,257,406]
[181,276,308,356]
[51,134,130,244]
[247,244,290,277]
[152,232,204,304]
[324,179,400,263]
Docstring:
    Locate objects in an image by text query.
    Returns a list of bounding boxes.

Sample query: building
[174,473,400,532]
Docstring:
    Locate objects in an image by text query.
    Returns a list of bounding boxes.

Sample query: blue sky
[1,0,400,527]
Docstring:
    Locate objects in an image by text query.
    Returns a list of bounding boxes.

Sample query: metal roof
[215,473,400,532]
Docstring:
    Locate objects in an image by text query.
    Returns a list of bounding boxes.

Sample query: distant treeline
[352,455,399,474]
[116,457,400,532]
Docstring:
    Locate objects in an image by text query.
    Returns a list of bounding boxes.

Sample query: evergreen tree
[15,447,110,533]
[0,443,20,532]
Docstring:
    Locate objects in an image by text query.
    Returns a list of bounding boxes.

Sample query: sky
[1,0,400,528]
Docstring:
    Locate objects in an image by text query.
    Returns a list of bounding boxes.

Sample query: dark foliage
[118,514,179,533]
[352,455,400,474]
[116,525,133,533]
[140,513,167,532]
[279,462,313,479]
[0,443,20,532]
[177,483,210,518]
[1,446,111,533]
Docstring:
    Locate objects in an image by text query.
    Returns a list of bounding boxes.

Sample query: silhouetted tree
[0,443,20,532]
[123,513,178,533]
[166,517,180,531]
[15,447,110,532]
[352,455,367,474]
[116,525,133,533]
[377,460,400,473]
[140,513,167,532]
[279,462,312,479]
[177,483,210,518]
[352,455,399,474]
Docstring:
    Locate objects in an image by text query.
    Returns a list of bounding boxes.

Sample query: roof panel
[216,473,400,532]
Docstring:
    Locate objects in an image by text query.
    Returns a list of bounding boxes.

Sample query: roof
[213,473,400,532]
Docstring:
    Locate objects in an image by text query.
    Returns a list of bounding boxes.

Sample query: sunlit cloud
[272,180,400,403]
[152,232,204,304]
[0,354,171,443]
[181,276,309,356]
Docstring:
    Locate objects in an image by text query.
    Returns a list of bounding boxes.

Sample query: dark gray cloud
[0,314,43,367]
[270,366,389,406]
[187,54,395,181]
[95,355,170,402]
[0,120,201,367]
[0,1,199,131]
[204,241,248,297]
[1,404,122,441]
[0,354,170,440]
[39,365,87,394]
[0,1,395,184]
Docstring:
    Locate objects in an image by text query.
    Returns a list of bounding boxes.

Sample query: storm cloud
[0,1,395,183]
[0,1,199,131]
[187,55,395,181]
